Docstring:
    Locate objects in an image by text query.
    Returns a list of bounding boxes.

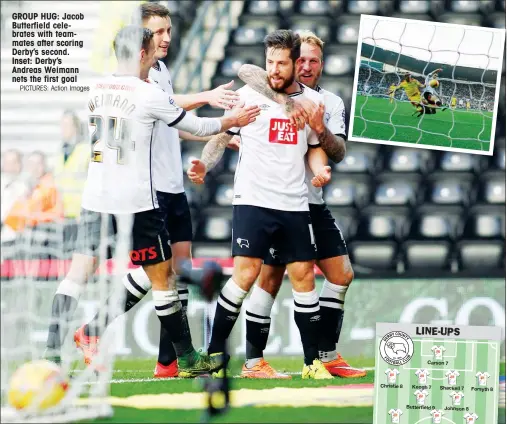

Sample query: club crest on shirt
[325,112,331,124]
[268,118,297,145]
[259,104,270,110]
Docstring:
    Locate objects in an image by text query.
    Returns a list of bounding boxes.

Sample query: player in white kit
[464,412,478,423]
[187,30,334,379]
[44,26,259,377]
[445,369,460,385]
[415,368,430,384]
[233,31,365,379]
[449,391,465,406]
[414,389,429,405]
[430,409,444,424]
[388,408,403,423]
[386,368,400,383]
[116,2,243,378]
[475,371,490,386]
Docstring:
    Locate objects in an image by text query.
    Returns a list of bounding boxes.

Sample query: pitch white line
[78,367,375,385]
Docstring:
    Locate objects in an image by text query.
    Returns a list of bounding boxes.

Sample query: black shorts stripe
[319,297,344,304]
[127,273,148,296]
[178,289,189,294]
[219,293,241,309]
[294,301,320,309]
[308,143,321,148]
[155,301,178,311]
[246,310,271,320]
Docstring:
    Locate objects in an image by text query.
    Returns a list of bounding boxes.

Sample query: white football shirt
[305,85,347,205]
[148,61,184,194]
[228,84,321,212]
[464,413,478,423]
[385,368,400,384]
[431,345,446,360]
[82,75,221,214]
[445,370,460,385]
[415,368,430,384]
[388,408,403,423]
[414,389,429,405]
[430,409,444,424]
[449,391,464,406]
[476,371,490,386]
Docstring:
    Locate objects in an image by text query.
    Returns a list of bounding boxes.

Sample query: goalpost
[1,1,143,422]
[354,17,503,150]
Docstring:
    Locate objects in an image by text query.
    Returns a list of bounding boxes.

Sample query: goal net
[1,1,142,422]
[352,16,504,152]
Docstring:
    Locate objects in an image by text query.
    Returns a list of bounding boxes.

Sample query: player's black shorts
[75,207,171,266]
[264,203,348,266]
[156,191,193,244]
[231,205,316,263]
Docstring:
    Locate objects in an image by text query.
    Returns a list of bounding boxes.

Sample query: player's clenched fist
[187,159,207,185]
[311,165,332,188]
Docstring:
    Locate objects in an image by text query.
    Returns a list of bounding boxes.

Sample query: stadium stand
[0,0,505,279]
[190,0,506,277]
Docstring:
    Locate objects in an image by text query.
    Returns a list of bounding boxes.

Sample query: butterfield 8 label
[374,323,502,424]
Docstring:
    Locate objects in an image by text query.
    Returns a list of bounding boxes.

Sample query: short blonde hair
[298,30,324,58]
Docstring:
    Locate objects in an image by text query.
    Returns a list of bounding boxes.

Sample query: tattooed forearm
[201,132,233,171]
[317,128,346,164]
[238,64,288,105]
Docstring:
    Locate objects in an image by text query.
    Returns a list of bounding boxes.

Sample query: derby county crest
[379,331,414,365]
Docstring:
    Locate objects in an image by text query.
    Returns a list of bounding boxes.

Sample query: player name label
[380,384,402,389]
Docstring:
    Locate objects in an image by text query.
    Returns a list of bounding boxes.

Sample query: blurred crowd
[357,67,496,110]
[1,110,90,259]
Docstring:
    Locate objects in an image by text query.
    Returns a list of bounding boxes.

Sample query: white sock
[217,278,248,313]
[247,285,275,317]
[55,278,85,300]
[245,358,262,368]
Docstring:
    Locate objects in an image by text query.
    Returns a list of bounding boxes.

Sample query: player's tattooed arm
[238,64,307,128]
[238,64,285,104]
[201,132,234,171]
[317,128,346,164]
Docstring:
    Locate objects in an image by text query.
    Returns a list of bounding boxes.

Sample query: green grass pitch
[352,95,493,152]
[79,357,505,423]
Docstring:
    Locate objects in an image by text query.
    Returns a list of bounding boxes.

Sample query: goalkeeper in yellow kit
[388,84,397,103]
[392,73,425,115]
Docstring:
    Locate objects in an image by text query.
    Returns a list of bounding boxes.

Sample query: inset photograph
[349,15,505,155]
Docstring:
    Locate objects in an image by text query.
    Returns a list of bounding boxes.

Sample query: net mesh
[353,17,503,152]
[1,1,142,421]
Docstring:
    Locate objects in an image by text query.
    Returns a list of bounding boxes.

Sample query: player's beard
[268,70,295,93]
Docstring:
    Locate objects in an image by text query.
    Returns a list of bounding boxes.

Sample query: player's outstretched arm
[307,146,332,188]
[172,80,240,111]
[178,130,240,151]
[187,132,233,184]
[238,64,310,129]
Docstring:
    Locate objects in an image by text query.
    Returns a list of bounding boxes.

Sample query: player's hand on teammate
[187,159,207,185]
[229,101,261,127]
[227,135,241,151]
[207,80,241,109]
[286,98,315,130]
[311,165,332,188]
[307,103,326,134]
